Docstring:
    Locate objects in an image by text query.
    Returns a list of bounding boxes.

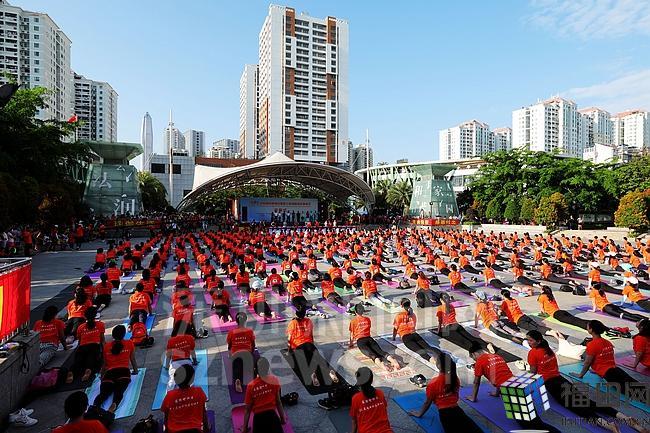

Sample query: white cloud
[527,0,650,39]
[564,69,650,112]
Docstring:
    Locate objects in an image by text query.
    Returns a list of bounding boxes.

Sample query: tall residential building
[74,73,118,142]
[141,112,153,169]
[491,127,512,152]
[512,97,585,157]
[213,138,240,155]
[183,129,205,157]
[612,109,649,150]
[439,120,492,161]
[578,107,613,147]
[239,64,259,159]
[254,5,349,165]
[163,110,184,152]
[149,152,195,207]
[351,144,373,172]
[0,0,73,121]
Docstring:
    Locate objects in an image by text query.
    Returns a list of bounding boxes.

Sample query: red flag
[67,113,78,123]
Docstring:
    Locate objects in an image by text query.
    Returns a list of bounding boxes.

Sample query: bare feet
[108,403,117,414]
[486,343,496,354]
[388,356,401,371]
[597,418,621,433]
[235,379,243,393]
[375,358,390,371]
[81,369,92,382]
[329,370,339,383]
[66,371,74,384]
[311,372,320,387]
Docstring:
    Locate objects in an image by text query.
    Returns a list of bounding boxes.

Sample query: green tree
[485,198,502,221]
[535,192,568,228]
[519,197,537,223]
[503,199,520,223]
[609,156,650,197]
[614,190,650,232]
[456,188,474,216]
[386,181,412,216]
[137,171,168,211]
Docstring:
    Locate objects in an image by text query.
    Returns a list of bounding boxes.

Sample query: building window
[151,163,166,174]
[34,25,39,30]
[34,51,39,56]
[34,34,39,39]
[173,164,181,174]
[183,189,192,196]
[34,42,39,47]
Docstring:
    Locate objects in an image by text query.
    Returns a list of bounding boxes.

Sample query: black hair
[441,293,452,314]
[80,275,93,287]
[174,364,195,388]
[364,271,372,279]
[74,288,88,305]
[355,366,376,398]
[43,305,58,322]
[142,269,150,279]
[526,330,553,356]
[501,289,512,300]
[295,306,307,319]
[271,268,277,274]
[449,264,458,271]
[178,266,186,275]
[435,351,459,394]
[638,318,650,337]
[589,320,607,335]
[468,341,483,356]
[323,273,331,281]
[63,391,88,419]
[591,282,605,297]
[171,320,190,337]
[236,312,248,325]
[541,285,555,302]
[135,282,144,292]
[100,272,108,282]
[84,306,97,329]
[354,303,365,316]
[256,356,270,377]
[111,325,126,355]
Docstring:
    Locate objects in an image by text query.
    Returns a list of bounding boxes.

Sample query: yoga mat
[247,305,286,324]
[150,293,160,310]
[345,346,414,381]
[222,350,259,404]
[124,314,156,340]
[366,296,402,313]
[558,362,650,412]
[536,313,617,341]
[450,300,467,308]
[323,298,348,314]
[231,405,294,433]
[151,349,210,410]
[327,408,352,433]
[85,368,146,419]
[280,348,347,395]
[382,334,467,371]
[575,304,648,321]
[617,355,650,377]
[85,270,104,279]
[393,392,445,433]
[430,329,520,363]
[203,293,237,332]
[334,286,356,296]
[615,300,648,312]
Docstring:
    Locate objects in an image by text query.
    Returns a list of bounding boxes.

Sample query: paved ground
[8,233,650,433]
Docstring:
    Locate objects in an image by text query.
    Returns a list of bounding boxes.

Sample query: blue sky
[16,0,650,165]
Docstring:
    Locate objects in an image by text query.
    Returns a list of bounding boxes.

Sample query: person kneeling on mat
[249,280,276,320]
[286,306,339,387]
[482,262,511,289]
[165,320,199,391]
[393,299,441,363]
[466,342,562,433]
[287,272,315,312]
[474,290,527,346]
[349,303,401,371]
[227,312,256,394]
[622,277,650,312]
[266,268,286,296]
[242,357,286,433]
[321,273,346,307]
[349,367,393,433]
[413,271,441,308]
[408,351,483,433]
[161,364,210,433]
[210,281,233,322]
[52,391,108,433]
[128,283,151,327]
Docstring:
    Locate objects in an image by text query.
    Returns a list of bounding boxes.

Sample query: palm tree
[373,179,393,197]
[137,171,168,211]
[386,181,412,216]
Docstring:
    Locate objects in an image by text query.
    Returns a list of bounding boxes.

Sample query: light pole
[429,201,434,219]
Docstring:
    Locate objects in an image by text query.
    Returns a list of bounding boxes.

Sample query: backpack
[559,284,573,293]
[28,368,61,391]
[131,415,159,433]
[572,286,586,296]
[85,405,115,427]
[329,383,355,407]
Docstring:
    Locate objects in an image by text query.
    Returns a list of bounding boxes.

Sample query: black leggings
[333,278,351,289]
[602,304,647,322]
[95,294,111,307]
[544,274,573,285]
[440,324,515,359]
[415,290,438,308]
[214,304,230,322]
[439,268,450,276]
[65,317,85,337]
[516,275,538,286]
[402,333,440,361]
[603,367,640,398]
[73,343,102,376]
[598,282,622,296]
[516,315,551,334]
[489,279,510,289]
[372,273,391,282]
[291,295,311,311]
[253,301,272,318]
[326,293,345,306]
[232,351,255,386]
[356,336,388,362]
[488,322,523,345]
[129,309,148,326]
[272,284,286,296]
[94,367,131,408]
[637,298,650,312]
[289,342,334,386]
[462,265,480,275]
[545,375,618,420]
[553,310,589,330]
[439,406,483,433]
[452,282,474,295]
[253,409,283,433]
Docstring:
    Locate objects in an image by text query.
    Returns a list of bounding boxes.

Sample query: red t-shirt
[52,420,108,433]
[161,386,207,433]
[227,327,255,354]
[103,340,135,371]
[349,316,372,342]
[286,318,314,349]
[244,376,281,414]
[586,337,616,377]
[166,334,195,361]
[349,389,393,433]
[393,311,416,338]
[76,321,105,346]
[267,274,284,286]
[34,319,64,345]
[129,292,151,312]
[633,335,650,367]
[527,347,559,381]
[436,305,457,327]
[95,281,112,296]
[67,299,92,319]
[474,353,512,386]
[425,374,459,410]
[173,305,195,324]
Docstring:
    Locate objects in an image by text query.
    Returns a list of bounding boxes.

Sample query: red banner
[0,263,31,342]
[411,218,461,226]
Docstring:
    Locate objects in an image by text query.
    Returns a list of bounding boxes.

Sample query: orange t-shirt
[67,299,92,319]
[476,301,497,328]
[586,337,616,377]
[286,318,314,349]
[362,279,378,297]
[129,292,151,312]
[349,316,372,342]
[349,389,392,433]
[287,280,304,299]
[448,271,462,287]
[211,289,230,306]
[425,374,459,410]
[161,386,207,433]
[52,420,109,433]
[540,263,553,279]
[588,269,601,282]
[34,319,64,345]
[76,321,105,346]
[329,267,343,279]
[267,274,284,286]
[166,334,195,361]
[95,281,112,296]
[393,311,416,338]
[416,277,430,290]
[483,267,495,281]
[321,280,335,298]
[623,285,646,302]
[103,340,135,371]
[474,353,512,386]
[633,335,650,367]
[538,294,559,316]
[589,289,610,311]
[226,327,255,354]
[500,299,524,323]
[527,347,559,381]
[436,305,457,327]
[244,376,281,414]
[106,267,121,281]
[249,291,266,306]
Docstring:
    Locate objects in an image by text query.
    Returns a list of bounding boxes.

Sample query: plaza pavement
[8,234,650,433]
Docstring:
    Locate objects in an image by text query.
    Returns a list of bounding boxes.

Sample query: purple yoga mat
[151,293,160,310]
[222,350,259,404]
[231,405,294,433]
[203,293,238,333]
[85,270,104,279]
[575,304,648,322]
[617,355,650,377]
[156,410,216,433]
[323,298,347,313]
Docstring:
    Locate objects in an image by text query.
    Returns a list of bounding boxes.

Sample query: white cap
[590,262,600,268]
[628,277,639,285]
[251,279,263,290]
[180,258,186,263]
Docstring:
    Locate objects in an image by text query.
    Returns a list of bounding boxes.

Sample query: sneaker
[318,398,334,411]
[515,360,528,371]
[11,413,37,427]
[9,409,34,422]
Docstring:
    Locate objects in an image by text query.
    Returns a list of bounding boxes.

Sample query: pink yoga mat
[617,355,650,377]
[247,305,286,324]
[203,293,238,332]
[231,406,294,433]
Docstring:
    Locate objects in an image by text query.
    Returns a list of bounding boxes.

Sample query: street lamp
[429,201,434,219]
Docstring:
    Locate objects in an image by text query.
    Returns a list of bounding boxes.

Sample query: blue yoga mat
[151,349,209,410]
[559,362,650,413]
[393,392,446,433]
[575,304,648,320]
[124,314,156,339]
[86,369,146,419]
[615,301,648,312]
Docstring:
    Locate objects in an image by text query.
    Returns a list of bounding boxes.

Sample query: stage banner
[239,197,318,223]
[0,262,31,343]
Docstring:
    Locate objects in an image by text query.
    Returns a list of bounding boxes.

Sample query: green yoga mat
[85,368,146,419]
[536,314,617,340]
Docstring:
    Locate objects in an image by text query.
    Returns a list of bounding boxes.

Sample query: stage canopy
[177,152,375,210]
